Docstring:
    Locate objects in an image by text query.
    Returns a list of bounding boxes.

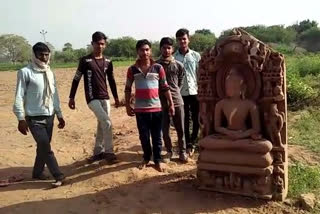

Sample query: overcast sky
[1,0,319,50]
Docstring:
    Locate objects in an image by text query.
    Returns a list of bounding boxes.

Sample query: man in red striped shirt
[125,39,174,172]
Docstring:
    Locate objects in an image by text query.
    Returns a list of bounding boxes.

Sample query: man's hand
[115,98,120,108]
[164,90,174,116]
[57,117,65,129]
[18,120,29,135]
[225,130,243,140]
[68,98,75,109]
[126,105,135,117]
[169,104,175,116]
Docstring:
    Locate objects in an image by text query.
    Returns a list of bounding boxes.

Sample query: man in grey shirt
[157,37,188,163]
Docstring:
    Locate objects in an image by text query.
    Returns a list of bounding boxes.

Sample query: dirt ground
[0,67,308,214]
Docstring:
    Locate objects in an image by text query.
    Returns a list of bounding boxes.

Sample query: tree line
[0,19,319,64]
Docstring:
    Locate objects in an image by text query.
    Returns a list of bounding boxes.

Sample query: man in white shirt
[174,28,201,157]
[13,42,65,187]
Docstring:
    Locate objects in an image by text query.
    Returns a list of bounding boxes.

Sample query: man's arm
[164,90,174,110]
[53,73,65,129]
[106,61,119,107]
[159,66,174,116]
[124,67,134,116]
[13,70,27,121]
[177,62,185,89]
[195,52,201,73]
[13,69,29,135]
[68,58,84,109]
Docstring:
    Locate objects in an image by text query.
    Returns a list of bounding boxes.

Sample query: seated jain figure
[215,68,261,140]
[200,68,273,157]
[198,67,274,198]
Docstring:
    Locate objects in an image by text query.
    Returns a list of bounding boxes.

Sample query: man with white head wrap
[13,42,65,187]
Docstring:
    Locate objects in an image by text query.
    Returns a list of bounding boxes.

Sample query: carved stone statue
[265,104,285,148]
[273,85,285,101]
[197,28,288,201]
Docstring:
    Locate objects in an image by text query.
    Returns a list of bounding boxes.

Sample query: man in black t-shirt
[69,31,119,164]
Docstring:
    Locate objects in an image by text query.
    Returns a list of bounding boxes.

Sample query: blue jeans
[136,112,162,164]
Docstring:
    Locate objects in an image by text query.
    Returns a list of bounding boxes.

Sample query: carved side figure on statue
[265,104,285,148]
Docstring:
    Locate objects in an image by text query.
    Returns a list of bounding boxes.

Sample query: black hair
[32,42,50,53]
[92,31,107,42]
[160,37,174,48]
[136,39,151,51]
[175,28,189,38]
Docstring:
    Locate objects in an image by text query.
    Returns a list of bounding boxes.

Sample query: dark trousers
[162,105,186,154]
[182,95,200,148]
[136,112,162,164]
[26,115,63,179]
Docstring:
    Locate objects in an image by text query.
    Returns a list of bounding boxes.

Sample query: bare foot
[154,163,164,172]
[138,160,149,170]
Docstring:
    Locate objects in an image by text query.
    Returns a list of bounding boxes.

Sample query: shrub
[287,71,316,109]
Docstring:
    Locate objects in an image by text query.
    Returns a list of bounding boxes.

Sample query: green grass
[288,108,320,207]
[51,62,78,69]
[289,108,320,153]
[113,60,134,67]
[0,60,134,71]
[288,163,320,214]
[0,63,25,71]
[289,162,320,198]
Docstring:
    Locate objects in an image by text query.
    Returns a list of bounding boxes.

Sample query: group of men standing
[13,28,201,186]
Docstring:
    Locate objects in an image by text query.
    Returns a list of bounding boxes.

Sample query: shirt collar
[159,56,175,64]
[90,53,105,59]
[134,58,155,68]
[178,48,190,56]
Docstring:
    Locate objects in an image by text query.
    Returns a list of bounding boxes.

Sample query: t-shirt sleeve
[69,57,85,99]
[159,66,169,92]
[124,67,134,93]
[106,61,118,99]
[177,62,185,89]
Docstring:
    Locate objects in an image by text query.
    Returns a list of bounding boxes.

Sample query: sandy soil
[0,67,307,214]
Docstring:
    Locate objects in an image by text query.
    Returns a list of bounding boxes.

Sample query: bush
[190,33,216,53]
[299,27,320,52]
[297,55,320,77]
[287,71,316,109]
[285,54,320,110]
[270,43,295,55]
